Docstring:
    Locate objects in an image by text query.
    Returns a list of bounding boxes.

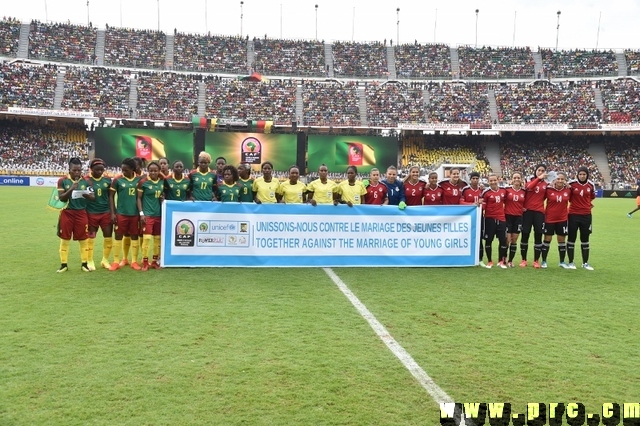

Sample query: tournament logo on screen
[175,219,195,247]
[337,141,376,166]
[241,137,262,164]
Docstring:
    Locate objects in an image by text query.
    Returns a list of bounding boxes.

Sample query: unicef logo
[36,178,44,185]
[229,224,236,231]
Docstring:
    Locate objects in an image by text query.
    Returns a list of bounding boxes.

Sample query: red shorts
[58,209,88,240]
[115,214,140,236]
[88,212,111,231]
[142,216,162,235]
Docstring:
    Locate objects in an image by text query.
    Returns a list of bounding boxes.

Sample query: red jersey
[364,182,388,205]
[423,185,444,205]
[482,187,507,221]
[504,186,526,216]
[403,180,425,206]
[568,180,595,215]
[544,185,571,223]
[460,185,482,205]
[439,180,467,205]
[524,176,547,213]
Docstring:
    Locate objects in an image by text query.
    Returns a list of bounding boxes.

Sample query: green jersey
[237,177,254,202]
[138,177,164,217]
[164,175,190,201]
[111,175,141,216]
[189,169,217,201]
[86,175,112,214]
[57,176,92,210]
[217,183,242,202]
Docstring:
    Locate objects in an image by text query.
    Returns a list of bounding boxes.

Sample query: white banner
[29,176,60,187]
[7,107,94,119]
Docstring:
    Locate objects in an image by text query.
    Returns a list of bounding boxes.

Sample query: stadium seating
[173,33,247,74]
[458,46,535,79]
[540,48,617,78]
[0,62,57,110]
[62,67,131,117]
[252,38,325,77]
[600,78,640,123]
[302,80,360,127]
[29,21,96,64]
[0,17,20,57]
[604,136,640,187]
[332,41,388,78]
[104,27,165,69]
[136,72,199,121]
[365,82,425,127]
[394,43,451,79]
[426,82,491,124]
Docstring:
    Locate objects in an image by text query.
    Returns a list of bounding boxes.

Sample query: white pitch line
[323,267,472,426]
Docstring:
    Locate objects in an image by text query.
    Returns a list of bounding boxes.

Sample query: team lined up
[55,152,595,271]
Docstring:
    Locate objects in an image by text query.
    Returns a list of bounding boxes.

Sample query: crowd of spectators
[104,27,165,69]
[604,136,640,187]
[494,81,598,124]
[136,72,199,121]
[395,42,451,79]
[252,38,325,77]
[400,134,491,176]
[332,41,388,78]
[624,50,640,76]
[205,78,296,124]
[541,48,617,78]
[61,67,131,117]
[499,134,602,186]
[0,62,57,110]
[0,119,89,175]
[426,82,492,124]
[302,80,360,127]
[458,46,535,79]
[173,33,247,74]
[0,17,20,57]
[600,79,640,123]
[29,20,96,64]
[365,82,425,127]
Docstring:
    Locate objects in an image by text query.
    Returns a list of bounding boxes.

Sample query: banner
[307,135,398,174]
[94,128,194,169]
[7,107,94,119]
[29,176,61,187]
[0,176,30,186]
[161,202,481,268]
[205,133,297,171]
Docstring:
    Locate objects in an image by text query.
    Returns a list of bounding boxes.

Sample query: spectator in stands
[458,45,535,79]
[62,67,131,117]
[395,43,451,79]
[366,82,425,127]
[253,38,325,77]
[29,20,96,64]
[174,33,247,74]
[332,41,387,78]
[0,17,20,57]
[0,62,57,111]
[104,27,165,69]
[302,80,360,127]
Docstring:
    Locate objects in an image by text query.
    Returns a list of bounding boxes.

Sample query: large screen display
[205,133,297,171]
[307,135,398,174]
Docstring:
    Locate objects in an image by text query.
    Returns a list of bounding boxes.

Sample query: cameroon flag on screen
[122,135,166,161]
[336,141,375,166]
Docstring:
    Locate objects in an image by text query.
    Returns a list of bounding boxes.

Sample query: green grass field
[1,187,639,425]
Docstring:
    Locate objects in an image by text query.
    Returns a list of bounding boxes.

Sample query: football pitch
[1,187,639,425]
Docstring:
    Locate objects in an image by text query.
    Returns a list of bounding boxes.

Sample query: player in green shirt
[86,158,113,270]
[189,151,217,201]
[56,157,95,273]
[137,161,164,271]
[237,163,254,202]
[217,165,242,202]
[109,158,142,271]
[164,160,190,201]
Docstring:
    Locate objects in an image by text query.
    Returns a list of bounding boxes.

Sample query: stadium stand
[332,41,388,78]
[604,136,640,187]
[136,72,199,121]
[0,17,20,57]
[302,80,360,127]
[540,48,617,78]
[458,46,535,79]
[61,67,131,118]
[394,43,451,79]
[252,38,325,77]
[426,82,492,124]
[624,50,640,76]
[173,33,247,74]
[29,21,96,64]
[104,27,165,69]
[365,82,425,127]
[600,78,640,123]
[0,62,57,110]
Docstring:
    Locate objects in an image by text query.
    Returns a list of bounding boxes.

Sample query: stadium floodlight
[475,9,479,48]
[555,11,561,52]
[240,1,244,37]
[315,5,318,41]
[396,8,400,46]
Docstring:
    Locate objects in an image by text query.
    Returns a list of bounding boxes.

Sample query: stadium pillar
[297,132,307,175]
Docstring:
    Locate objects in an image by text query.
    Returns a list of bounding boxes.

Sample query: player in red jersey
[540,172,571,269]
[567,166,596,270]
[403,166,425,206]
[364,168,388,205]
[481,174,508,268]
[461,172,485,265]
[504,172,526,267]
[423,172,443,205]
[439,168,467,205]
[521,164,548,268]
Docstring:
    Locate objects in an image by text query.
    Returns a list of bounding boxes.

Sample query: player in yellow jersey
[277,165,307,204]
[252,161,280,203]
[307,164,339,206]
[336,166,367,207]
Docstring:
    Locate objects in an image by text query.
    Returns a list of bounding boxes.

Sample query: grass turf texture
[1,187,638,425]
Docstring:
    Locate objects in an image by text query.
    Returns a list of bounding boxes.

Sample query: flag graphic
[250,120,273,134]
[336,141,376,166]
[121,135,166,161]
[47,187,66,210]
